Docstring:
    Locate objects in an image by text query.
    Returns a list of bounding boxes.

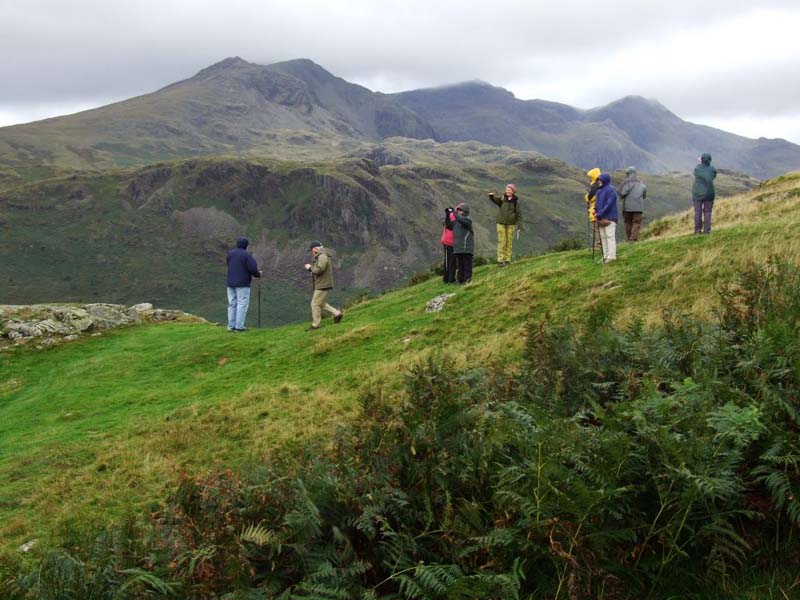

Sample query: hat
[506,183,517,193]
[625,166,636,175]
[308,240,323,250]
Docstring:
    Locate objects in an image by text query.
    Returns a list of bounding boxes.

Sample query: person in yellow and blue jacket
[585,167,603,252]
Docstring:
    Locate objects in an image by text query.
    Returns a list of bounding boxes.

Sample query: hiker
[304,241,343,330]
[619,166,647,241]
[594,173,619,263]
[692,153,717,234]
[441,206,457,283]
[452,203,474,284]
[226,237,262,332]
[585,168,603,253]
[488,183,523,266]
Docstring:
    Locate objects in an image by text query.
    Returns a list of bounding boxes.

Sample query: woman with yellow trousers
[488,183,523,266]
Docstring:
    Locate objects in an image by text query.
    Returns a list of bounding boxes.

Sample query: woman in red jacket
[441,206,457,283]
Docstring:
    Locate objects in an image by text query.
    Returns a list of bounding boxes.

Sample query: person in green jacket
[488,183,523,266]
[692,153,717,234]
[303,241,343,330]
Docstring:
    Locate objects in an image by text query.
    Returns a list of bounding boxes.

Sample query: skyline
[2,0,800,144]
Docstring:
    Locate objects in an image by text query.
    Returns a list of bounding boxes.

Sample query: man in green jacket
[692,153,717,234]
[488,183,523,266]
[303,241,343,330]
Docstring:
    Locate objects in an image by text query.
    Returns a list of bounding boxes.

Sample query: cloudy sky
[2,0,800,143]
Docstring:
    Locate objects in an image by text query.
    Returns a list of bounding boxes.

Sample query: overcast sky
[2,0,800,143]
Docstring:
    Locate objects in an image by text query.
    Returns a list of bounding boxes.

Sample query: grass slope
[1,143,756,327]
[0,172,797,550]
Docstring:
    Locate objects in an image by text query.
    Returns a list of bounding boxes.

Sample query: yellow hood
[586,167,601,183]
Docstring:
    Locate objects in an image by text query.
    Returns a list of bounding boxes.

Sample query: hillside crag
[0,303,204,350]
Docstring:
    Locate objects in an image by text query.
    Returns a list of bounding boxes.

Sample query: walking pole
[257,281,261,328]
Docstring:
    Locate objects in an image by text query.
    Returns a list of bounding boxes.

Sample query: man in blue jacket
[594,173,619,264]
[226,237,262,331]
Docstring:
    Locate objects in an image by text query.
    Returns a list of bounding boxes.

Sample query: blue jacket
[594,174,619,223]
[226,238,261,287]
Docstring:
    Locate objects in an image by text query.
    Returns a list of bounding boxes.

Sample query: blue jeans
[227,287,251,330]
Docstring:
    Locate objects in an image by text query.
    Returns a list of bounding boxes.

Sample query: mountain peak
[265,58,339,85]
[193,57,252,79]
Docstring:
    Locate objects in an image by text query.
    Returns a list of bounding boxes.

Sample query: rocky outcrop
[0,303,204,350]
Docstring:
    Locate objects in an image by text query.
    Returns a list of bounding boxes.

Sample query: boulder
[425,293,456,313]
[0,302,205,349]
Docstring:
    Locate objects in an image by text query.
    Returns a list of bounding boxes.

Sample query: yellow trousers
[496,224,516,263]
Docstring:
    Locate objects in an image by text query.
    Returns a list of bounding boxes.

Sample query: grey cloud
[2,0,799,142]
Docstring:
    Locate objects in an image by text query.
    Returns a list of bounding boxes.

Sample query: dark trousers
[693,200,714,234]
[442,245,456,283]
[455,253,473,284]
[623,211,643,241]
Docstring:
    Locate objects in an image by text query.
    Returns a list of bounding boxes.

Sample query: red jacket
[441,212,456,246]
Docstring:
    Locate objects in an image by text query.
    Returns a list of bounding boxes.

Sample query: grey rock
[18,539,38,553]
[84,303,136,329]
[425,293,456,313]
[1,302,205,350]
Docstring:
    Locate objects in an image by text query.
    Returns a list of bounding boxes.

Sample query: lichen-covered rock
[0,302,205,349]
[425,293,456,313]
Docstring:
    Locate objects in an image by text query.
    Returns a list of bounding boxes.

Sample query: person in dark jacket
[594,173,619,263]
[303,241,343,330]
[452,203,474,284]
[226,237,262,331]
[692,153,717,234]
[441,206,457,283]
[619,166,647,242]
[488,183,523,266]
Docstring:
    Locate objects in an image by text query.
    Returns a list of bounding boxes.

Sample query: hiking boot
[333,312,344,324]
[307,325,320,331]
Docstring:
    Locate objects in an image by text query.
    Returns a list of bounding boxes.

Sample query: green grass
[1,173,798,550]
[0,149,758,332]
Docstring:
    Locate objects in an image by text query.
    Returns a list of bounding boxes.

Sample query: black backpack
[443,208,454,230]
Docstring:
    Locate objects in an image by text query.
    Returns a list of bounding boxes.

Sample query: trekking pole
[257,281,261,328]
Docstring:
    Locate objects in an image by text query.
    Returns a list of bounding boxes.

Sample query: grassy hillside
[1,141,756,327]
[0,172,797,554]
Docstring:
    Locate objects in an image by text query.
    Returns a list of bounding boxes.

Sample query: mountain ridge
[1,57,798,178]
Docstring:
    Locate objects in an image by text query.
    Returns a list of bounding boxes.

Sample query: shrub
[8,259,800,599]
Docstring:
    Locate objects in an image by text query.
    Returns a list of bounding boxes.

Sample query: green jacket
[692,153,717,202]
[310,249,334,290]
[489,193,523,227]
[452,204,474,254]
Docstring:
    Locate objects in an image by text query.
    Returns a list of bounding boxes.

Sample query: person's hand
[304,263,311,270]
[488,192,496,198]
[258,270,263,277]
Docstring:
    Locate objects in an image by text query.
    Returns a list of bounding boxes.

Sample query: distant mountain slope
[0,58,798,180]
[0,57,433,172]
[393,84,800,179]
[0,139,758,325]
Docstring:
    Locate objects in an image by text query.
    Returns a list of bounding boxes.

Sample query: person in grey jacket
[452,203,474,284]
[618,166,647,242]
